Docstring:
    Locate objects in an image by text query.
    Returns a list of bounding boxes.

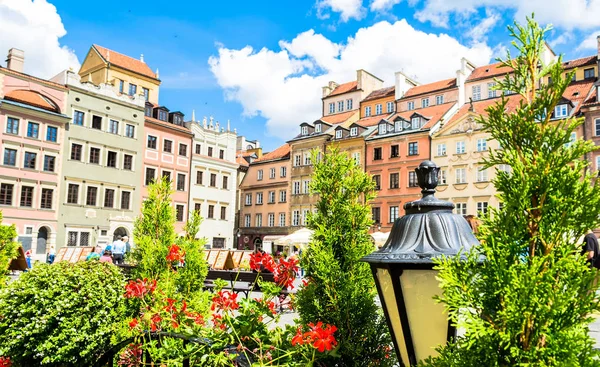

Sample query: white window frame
[269,168,275,179]
[455,202,467,215]
[256,192,263,205]
[268,191,276,203]
[439,169,447,184]
[437,143,446,156]
[421,98,429,108]
[596,156,600,171]
[554,104,568,118]
[394,121,402,132]
[268,213,275,227]
[472,85,481,101]
[346,99,353,110]
[411,117,420,128]
[303,180,310,194]
[378,124,387,135]
[301,126,308,136]
[365,106,371,117]
[338,101,344,112]
[350,127,358,136]
[255,213,262,227]
[386,101,394,113]
[294,155,301,167]
[257,169,263,180]
[477,201,488,215]
[352,152,360,165]
[244,214,251,227]
[315,124,322,133]
[407,101,414,110]
[476,167,488,182]
[303,153,311,166]
[293,181,301,195]
[279,190,287,202]
[280,166,287,177]
[455,168,466,184]
[456,141,466,154]
[389,206,399,223]
[245,193,252,206]
[335,130,342,139]
[376,104,382,115]
[301,209,309,226]
[292,210,300,226]
[435,95,444,105]
[279,213,286,227]
[487,82,496,98]
[329,103,335,114]
[476,138,487,152]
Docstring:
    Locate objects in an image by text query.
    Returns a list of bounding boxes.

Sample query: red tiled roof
[467,61,513,82]
[4,90,61,113]
[236,154,250,167]
[254,144,290,163]
[93,44,158,80]
[327,81,358,97]
[584,87,597,106]
[444,95,523,128]
[390,102,456,130]
[145,116,192,135]
[563,55,596,69]
[320,110,358,124]
[362,86,395,102]
[0,66,67,90]
[354,114,391,127]
[563,79,595,115]
[403,78,456,98]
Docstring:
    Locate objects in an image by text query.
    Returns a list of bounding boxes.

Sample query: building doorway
[36,227,49,254]
[113,227,128,242]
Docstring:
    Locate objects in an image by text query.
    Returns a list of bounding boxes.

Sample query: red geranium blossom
[164,298,177,314]
[128,318,139,329]
[124,278,157,299]
[291,322,338,353]
[212,313,226,330]
[275,257,299,289]
[118,343,141,367]
[0,356,11,367]
[291,327,304,346]
[211,290,239,312]
[150,313,162,332]
[166,244,185,263]
[249,252,276,273]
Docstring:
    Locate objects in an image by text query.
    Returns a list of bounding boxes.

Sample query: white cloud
[549,31,574,48]
[208,19,492,140]
[370,0,402,12]
[0,0,79,79]
[576,31,600,51]
[316,0,365,22]
[466,10,500,42]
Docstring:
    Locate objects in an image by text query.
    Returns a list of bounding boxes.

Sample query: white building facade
[188,117,238,249]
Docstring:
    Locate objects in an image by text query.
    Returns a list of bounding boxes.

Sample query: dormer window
[411,117,420,128]
[394,121,402,132]
[315,124,322,133]
[158,110,168,121]
[350,127,358,136]
[335,130,342,139]
[173,115,182,126]
[378,123,387,135]
[145,105,152,117]
[301,126,308,136]
[554,104,568,118]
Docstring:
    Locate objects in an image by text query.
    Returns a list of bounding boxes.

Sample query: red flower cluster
[166,244,185,263]
[150,313,162,332]
[291,322,338,353]
[249,252,275,273]
[211,290,239,312]
[250,252,299,290]
[124,278,157,299]
[0,357,11,367]
[118,343,142,367]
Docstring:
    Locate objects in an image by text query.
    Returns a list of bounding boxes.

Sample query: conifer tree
[424,17,600,366]
[0,212,17,287]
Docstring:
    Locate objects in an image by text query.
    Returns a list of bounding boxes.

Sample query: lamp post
[361,161,479,367]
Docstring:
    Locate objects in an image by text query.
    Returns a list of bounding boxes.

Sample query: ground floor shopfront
[237,227,294,254]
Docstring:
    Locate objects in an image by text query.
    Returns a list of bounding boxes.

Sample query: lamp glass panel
[400,269,448,362]
[377,267,409,367]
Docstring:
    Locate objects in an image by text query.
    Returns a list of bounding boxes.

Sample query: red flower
[128,318,139,329]
[150,314,162,332]
[0,356,11,367]
[212,314,226,330]
[118,343,141,367]
[211,290,239,312]
[166,244,185,263]
[291,327,304,346]
[124,278,157,299]
[180,300,187,313]
[292,322,338,353]
[267,301,277,316]
[275,257,299,289]
[249,252,276,273]
[164,298,177,314]
[171,321,180,329]
[249,252,263,271]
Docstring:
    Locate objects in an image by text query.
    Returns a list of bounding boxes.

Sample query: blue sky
[2,0,600,151]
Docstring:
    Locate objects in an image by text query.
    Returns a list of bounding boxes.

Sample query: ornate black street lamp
[362,161,479,367]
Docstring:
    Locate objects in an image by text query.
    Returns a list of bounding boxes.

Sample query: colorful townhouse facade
[581,39,600,171]
[238,144,292,251]
[50,70,145,248]
[0,48,70,254]
[188,117,238,249]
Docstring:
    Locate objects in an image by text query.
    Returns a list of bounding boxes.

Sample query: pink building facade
[0,51,70,254]
[142,104,193,234]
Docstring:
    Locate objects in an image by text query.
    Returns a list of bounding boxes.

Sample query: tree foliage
[423,16,600,367]
[296,146,396,366]
[0,211,18,287]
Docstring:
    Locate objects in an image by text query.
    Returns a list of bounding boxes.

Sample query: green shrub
[0,261,126,365]
[0,211,18,287]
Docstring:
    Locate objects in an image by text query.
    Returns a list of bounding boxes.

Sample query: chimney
[357,69,364,90]
[322,81,338,98]
[140,54,144,63]
[597,35,600,70]
[395,72,418,100]
[6,48,24,73]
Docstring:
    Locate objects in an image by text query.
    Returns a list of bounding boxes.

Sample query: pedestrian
[46,245,56,264]
[582,230,600,270]
[25,249,33,269]
[99,250,113,263]
[86,246,102,261]
[123,236,131,255]
[112,236,126,265]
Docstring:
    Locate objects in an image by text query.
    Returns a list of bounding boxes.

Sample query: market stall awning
[370,231,390,248]
[263,235,284,243]
[276,228,313,249]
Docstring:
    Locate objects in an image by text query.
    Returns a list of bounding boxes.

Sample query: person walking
[99,250,113,263]
[582,230,600,270]
[111,236,126,265]
[46,246,56,264]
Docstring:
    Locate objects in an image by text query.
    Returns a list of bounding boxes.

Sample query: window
[554,104,568,118]
[439,169,447,184]
[390,145,399,158]
[255,213,262,227]
[595,119,600,136]
[221,206,227,220]
[421,98,429,108]
[129,83,137,96]
[27,122,39,138]
[408,142,418,156]
[208,205,214,219]
[89,147,100,164]
[335,130,342,139]
[455,168,466,184]
[390,173,399,189]
[86,187,97,206]
[476,138,487,152]
[387,101,394,113]
[304,153,311,166]
[145,105,152,117]
[0,184,13,205]
[477,167,488,182]
[163,140,172,153]
[329,103,335,114]
[121,191,131,210]
[67,184,79,204]
[123,154,133,170]
[411,117,420,128]
[347,99,353,110]
[210,173,217,187]
[294,155,301,166]
[597,156,600,171]
[71,143,82,161]
[208,147,213,156]
[73,111,84,126]
[472,85,481,101]
[374,147,382,160]
[24,152,36,169]
[279,213,286,227]
[6,117,19,134]
[436,95,444,105]
[488,82,496,98]
[292,210,300,226]
[222,176,228,189]
[365,106,372,117]
[119,80,124,93]
[311,123,320,134]
[268,191,275,203]
[147,136,157,149]
[268,213,275,227]
[179,144,187,156]
[455,202,467,215]
[176,205,185,222]
[219,150,224,159]
[20,186,33,207]
[245,193,252,206]
[107,151,117,168]
[279,190,287,202]
[257,170,263,180]
[142,88,149,101]
[162,171,171,182]
[194,203,201,213]
[372,207,381,223]
[389,206,399,223]
[46,126,57,142]
[378,124,387,135]
[352,152,360,165]
[43,155,55,172]
[245,214,251,227]
[269,168,276,179]
[293,181,301,195]
[407,101,414,110]
[301,209,310,226]
[373,175,381,190]
[303,180,311,194]
[196,171,203,185]
[256,192,263,204]
[145,168,156,186]
[437,143,447,156]
[408,171,418,187]
[109,120,119,134]
[350,127,358,136]
[584,68,595,79]
[376,104,382,115]
[158,110,167,121]
[104,189,115,208]
[301,126,308,136]
[338,101,344,112]
[477,201,488,215]
[40,188,52,209]
[456,141,466,154]
[4,149,16,166]
[195,144,201,154]
[565,132,577,148]
[92,115,102,130]
[177,174,186,191]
